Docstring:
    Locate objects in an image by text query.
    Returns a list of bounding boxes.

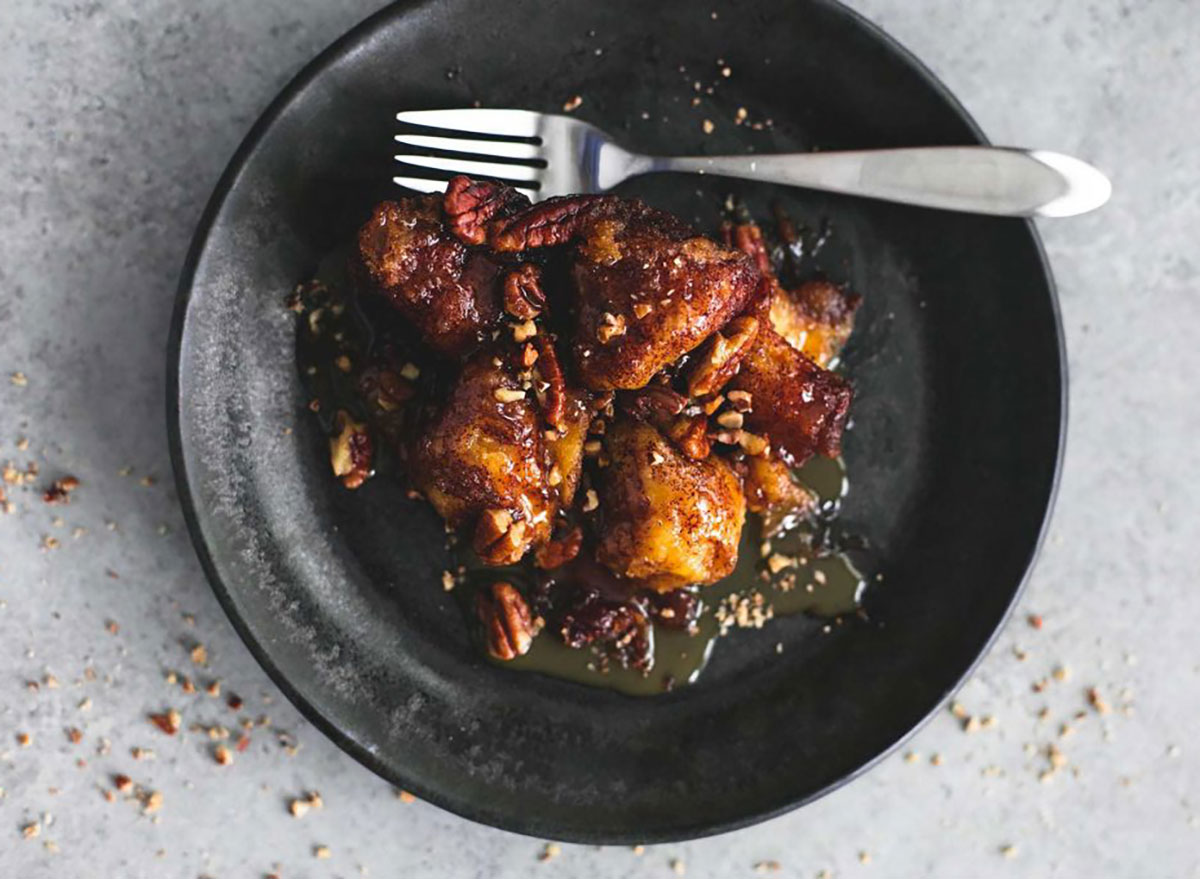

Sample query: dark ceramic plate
[168,0,1064,842]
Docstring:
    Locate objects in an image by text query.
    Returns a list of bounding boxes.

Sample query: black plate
[169,0,1064,842]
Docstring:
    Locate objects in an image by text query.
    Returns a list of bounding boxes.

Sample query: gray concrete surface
[1,0,1196,876]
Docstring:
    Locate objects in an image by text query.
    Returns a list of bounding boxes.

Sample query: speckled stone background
[0,0,1196,876]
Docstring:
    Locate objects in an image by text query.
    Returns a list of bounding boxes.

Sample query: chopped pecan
[666,414,711,460]
[642,587,702,633]
[726,389,753,412]
[377,369,415,410]
[534,525,583,570]
[596,311,627,344]
[329,411,372,489]
[43,476,80,504]
[685,316,760,397]
[502,264,546,319]
[359,367,414,413]
[149,709,181,736]
[518,342,539,369]
[473,508,530,566]
[715,410,744,429]
[533,333,566,429]
[738,430,770,456]
[511,319,538,342]
[619,386,688,421]
[476,582,540,660]
[442,175,530,245]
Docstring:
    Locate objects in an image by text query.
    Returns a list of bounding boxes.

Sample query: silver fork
[394,108,1110,217]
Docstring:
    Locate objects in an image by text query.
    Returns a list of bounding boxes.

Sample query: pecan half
[619,386,688,422]
[534,525,583,570]
[473,508,530,566]
[476,582,539,661]
[685,316,760,397]
[489,194,616,252]
[502,264,546,320]
[533,333,566,430]
[330,410,372,489]
[666,414,712,460]
[442,176,530,245]
[733,223,774,276]
[560,590,652,672]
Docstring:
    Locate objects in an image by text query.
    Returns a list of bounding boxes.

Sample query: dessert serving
[294,176,867,693]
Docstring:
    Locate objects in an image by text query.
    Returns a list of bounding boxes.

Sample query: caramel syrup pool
[490,455,865,695]
[296,262,868,698]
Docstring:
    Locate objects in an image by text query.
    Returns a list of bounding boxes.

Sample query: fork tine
[393,174,538,197]
[391,176,448,195]
[394,133,542,161]
[395,109,541,139]
[395,154,541,181]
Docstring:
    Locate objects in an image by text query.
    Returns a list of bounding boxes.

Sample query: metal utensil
[393,108,1109,217]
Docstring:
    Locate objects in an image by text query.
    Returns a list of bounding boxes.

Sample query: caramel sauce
[297,253,868,699]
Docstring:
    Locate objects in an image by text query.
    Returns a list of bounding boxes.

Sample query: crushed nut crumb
[512,320,538,343]
[494,387,526,403]
[716,410,744,429]
[142,790,163,814]
[596,312,627,343]
[42,476,80,504]
[766,553,794,574]
[149,709,181,736]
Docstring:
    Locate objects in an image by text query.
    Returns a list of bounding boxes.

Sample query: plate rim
[167,0,1067,842]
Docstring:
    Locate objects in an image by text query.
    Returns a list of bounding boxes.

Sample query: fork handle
[647,147,1110,217]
